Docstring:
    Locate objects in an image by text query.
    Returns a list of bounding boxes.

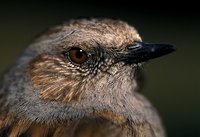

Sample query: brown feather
[52,126,65,137]
[28,54,85,102]
[8,120,31,137]
[30,124,49,137]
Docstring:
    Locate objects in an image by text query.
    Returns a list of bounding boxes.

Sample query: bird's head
[0,19,175,136]
[27,18,174,104]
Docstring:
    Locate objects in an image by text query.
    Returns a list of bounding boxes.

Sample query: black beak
[119,41,175,64]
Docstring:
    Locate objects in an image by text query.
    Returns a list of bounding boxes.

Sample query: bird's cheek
[28,54,84,102]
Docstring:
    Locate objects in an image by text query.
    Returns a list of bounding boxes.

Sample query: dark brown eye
[68,47,88,64]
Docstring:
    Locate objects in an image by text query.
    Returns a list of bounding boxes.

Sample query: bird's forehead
[29,19,141,53]
[64,19,142,49]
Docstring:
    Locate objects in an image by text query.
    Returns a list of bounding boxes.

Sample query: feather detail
[28,54,85,102]
[30,124,49,137]
[8,120,31,137]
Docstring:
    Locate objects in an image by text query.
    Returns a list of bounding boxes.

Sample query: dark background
[0,2,199,137]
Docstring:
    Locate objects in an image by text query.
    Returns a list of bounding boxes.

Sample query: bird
[0,18,175,137]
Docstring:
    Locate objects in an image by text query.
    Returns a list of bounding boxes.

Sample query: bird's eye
[67,47,88,64]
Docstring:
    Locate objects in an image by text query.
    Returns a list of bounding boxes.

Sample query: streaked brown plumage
[0,18,174,137]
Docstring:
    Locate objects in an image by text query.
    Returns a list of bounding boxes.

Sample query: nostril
[127,41,142,50]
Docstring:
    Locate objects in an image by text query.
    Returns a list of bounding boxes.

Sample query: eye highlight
[67,47,88,64]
